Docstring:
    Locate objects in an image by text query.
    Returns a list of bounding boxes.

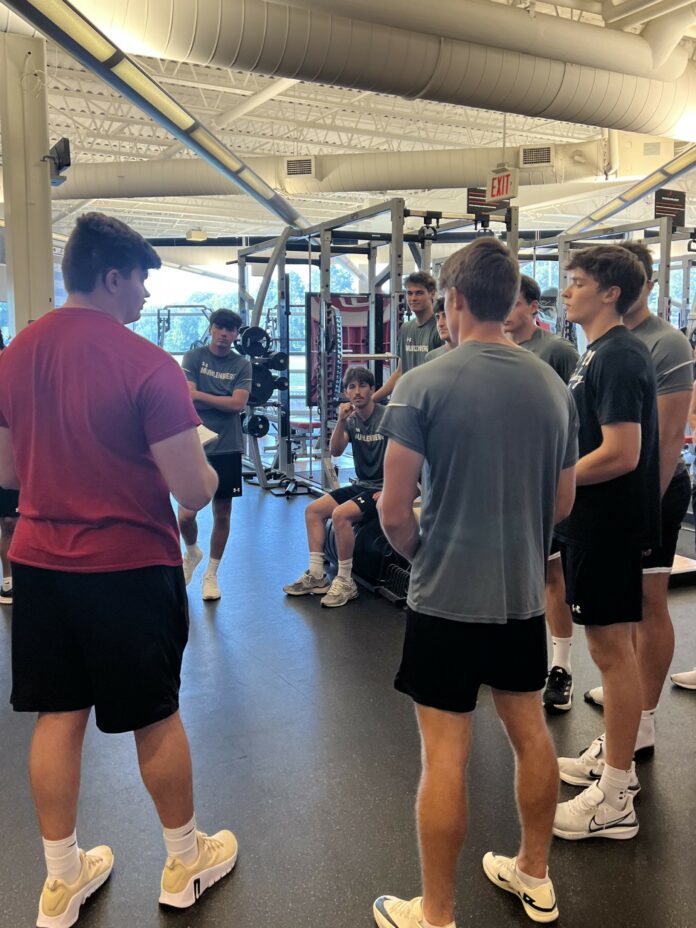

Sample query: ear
[601,284,621,307]
[102,268,120,293]
[646,279,655,294]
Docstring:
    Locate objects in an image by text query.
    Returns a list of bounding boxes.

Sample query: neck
[458,320,510,346]
[414,306,434,325]
[62,294,124,322]
[623,304,650,331]
[510,320,538,345]
[583,311,623,344]
[207,344,232,358]
[356,399,375,421]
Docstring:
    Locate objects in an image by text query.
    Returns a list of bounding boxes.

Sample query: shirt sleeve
[396,325,407,367]
[593,346,653,426]
[139,356,201,446]
[553,344,580,385]
[181,349,198,383]
[378,374,427,456]
[236,358,253,393]
[652,330,694,395]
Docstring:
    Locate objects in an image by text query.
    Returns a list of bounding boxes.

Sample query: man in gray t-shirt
[179,310,252,601]
[372,239,577,928]
[372,271,442,401]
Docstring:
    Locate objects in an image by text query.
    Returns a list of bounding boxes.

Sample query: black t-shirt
[556,326,660,550]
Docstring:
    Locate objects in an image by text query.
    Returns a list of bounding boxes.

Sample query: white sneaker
[182,546,203,585]
[482,852,559,923]
[282,571,331,596]
[37,845,114,928]
[373,895,448,928]
[558,736,640,793]
[671,667,696,690]
[202,574,221,601]
[160,829,237,908]
[320,576,358,608]
[583,685,604,707]
[553,783,638,840]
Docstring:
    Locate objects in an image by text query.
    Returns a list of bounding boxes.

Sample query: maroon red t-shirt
[0,307,200,572]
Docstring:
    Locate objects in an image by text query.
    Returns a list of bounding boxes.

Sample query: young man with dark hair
[179,309,252,601]
[505,274,580,712]
[0,213,237,928]
[284,365,387,608]
[424,298,453,363]
[553,245,660,841]
[373,238,578,928]
[373,272,442,401]
[578,242,693,757]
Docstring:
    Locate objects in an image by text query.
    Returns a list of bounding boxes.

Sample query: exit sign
[487,168,519,203]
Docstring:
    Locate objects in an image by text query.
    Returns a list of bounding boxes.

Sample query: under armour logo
[571,604,582,614]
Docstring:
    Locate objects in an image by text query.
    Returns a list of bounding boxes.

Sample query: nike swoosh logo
[522,892,557,913]
[589,812,635,832]
[373,898,400,928]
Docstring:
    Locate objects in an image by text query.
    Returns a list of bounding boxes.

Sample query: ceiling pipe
[274,0,689,80]
[641,5,696,67]
[604,0,694,26]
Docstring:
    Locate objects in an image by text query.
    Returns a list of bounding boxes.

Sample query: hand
[372,491,381,501]
[338,402,355,421]
[187,381,197,397]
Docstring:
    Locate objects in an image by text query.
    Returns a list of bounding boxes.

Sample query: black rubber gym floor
[1,486,695,928]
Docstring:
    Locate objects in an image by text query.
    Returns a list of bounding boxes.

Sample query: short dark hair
[343,365,375,389]
[519,275,541,305]
[61,212,161,293]
[209,309,242,331]
[439,239,520,322]
[621,241,653,283]
[566,245,646,315]
[404,271,437,294]
[433,296,445,315]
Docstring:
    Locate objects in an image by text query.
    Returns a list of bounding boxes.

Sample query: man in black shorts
[0,213,236,928]
[373,239,577,928]
[0,484,18,604]
[179,309,252,601]
[284,366,386,608]
[505,274,580,712]
[554,245,660,841]
[577,244,692,760]
[373,272,442,401]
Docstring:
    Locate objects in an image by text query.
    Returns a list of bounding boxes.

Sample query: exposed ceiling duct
[25,0,694,141]
[48,134,673,201]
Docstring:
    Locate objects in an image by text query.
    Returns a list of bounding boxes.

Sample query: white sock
[308,552,324,579]
[1,576,11,591]
[163,815,198,865]
[598,763,631,808]
[337,558,353,581]
[421,913,456,928]
[43,831,81,883]
[205,557,221,577]
[184,542,201,558]
[551,636,572,673]
[515,863,549,889]
[635,708,656,752]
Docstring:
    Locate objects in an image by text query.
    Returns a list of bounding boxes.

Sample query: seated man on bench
[283,366,386,608]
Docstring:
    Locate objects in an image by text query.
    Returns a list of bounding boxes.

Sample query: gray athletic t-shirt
[344,403,387,489]
[181,347,252,455]
[424,344,449,363]
[520,327,579,385]
[379,342,578,624]
[398,315,442,374]
[632,313,693,479]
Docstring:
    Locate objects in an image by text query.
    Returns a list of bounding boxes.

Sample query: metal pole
[319,229,335,491]
[507,206,520,257]
[368,242,378,375]
[389,199,406,371]
[657,216,671,322]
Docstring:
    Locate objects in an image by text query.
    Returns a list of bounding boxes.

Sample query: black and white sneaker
[543,666,573,713]
[0,586,12,605]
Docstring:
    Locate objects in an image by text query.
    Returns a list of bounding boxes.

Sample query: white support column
[0,34,54,334]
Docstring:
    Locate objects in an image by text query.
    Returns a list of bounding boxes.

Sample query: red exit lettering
[491,174,510,198]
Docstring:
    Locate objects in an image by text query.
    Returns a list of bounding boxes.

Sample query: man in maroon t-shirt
[0,214,238,927]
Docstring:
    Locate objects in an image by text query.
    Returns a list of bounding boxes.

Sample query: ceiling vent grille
[285,157,315,178]
[519,145,554,168]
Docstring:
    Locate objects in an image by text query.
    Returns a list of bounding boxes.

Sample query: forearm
[373,368,400,403]
[576,447,636,485]
[193,391,247,413]
[380,508,420,562]
[329,425,349,457]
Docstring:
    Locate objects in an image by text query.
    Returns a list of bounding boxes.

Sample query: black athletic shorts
[643,469,690,572]
[11,563,189,734]
[329,483,380,522]
[559,542,643,626]
[208,451,242,500]
[0,487,19,518]
[395,608,548,713]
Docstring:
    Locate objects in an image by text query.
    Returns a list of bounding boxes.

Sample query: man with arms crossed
[0,214,237,928]
[373,272,442,401]
[284,366,386,607]
[577,244,692,757]
[504,274,580,713]
[179,309,252,601]
[373,239,578,928]
[553,245,660,841]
